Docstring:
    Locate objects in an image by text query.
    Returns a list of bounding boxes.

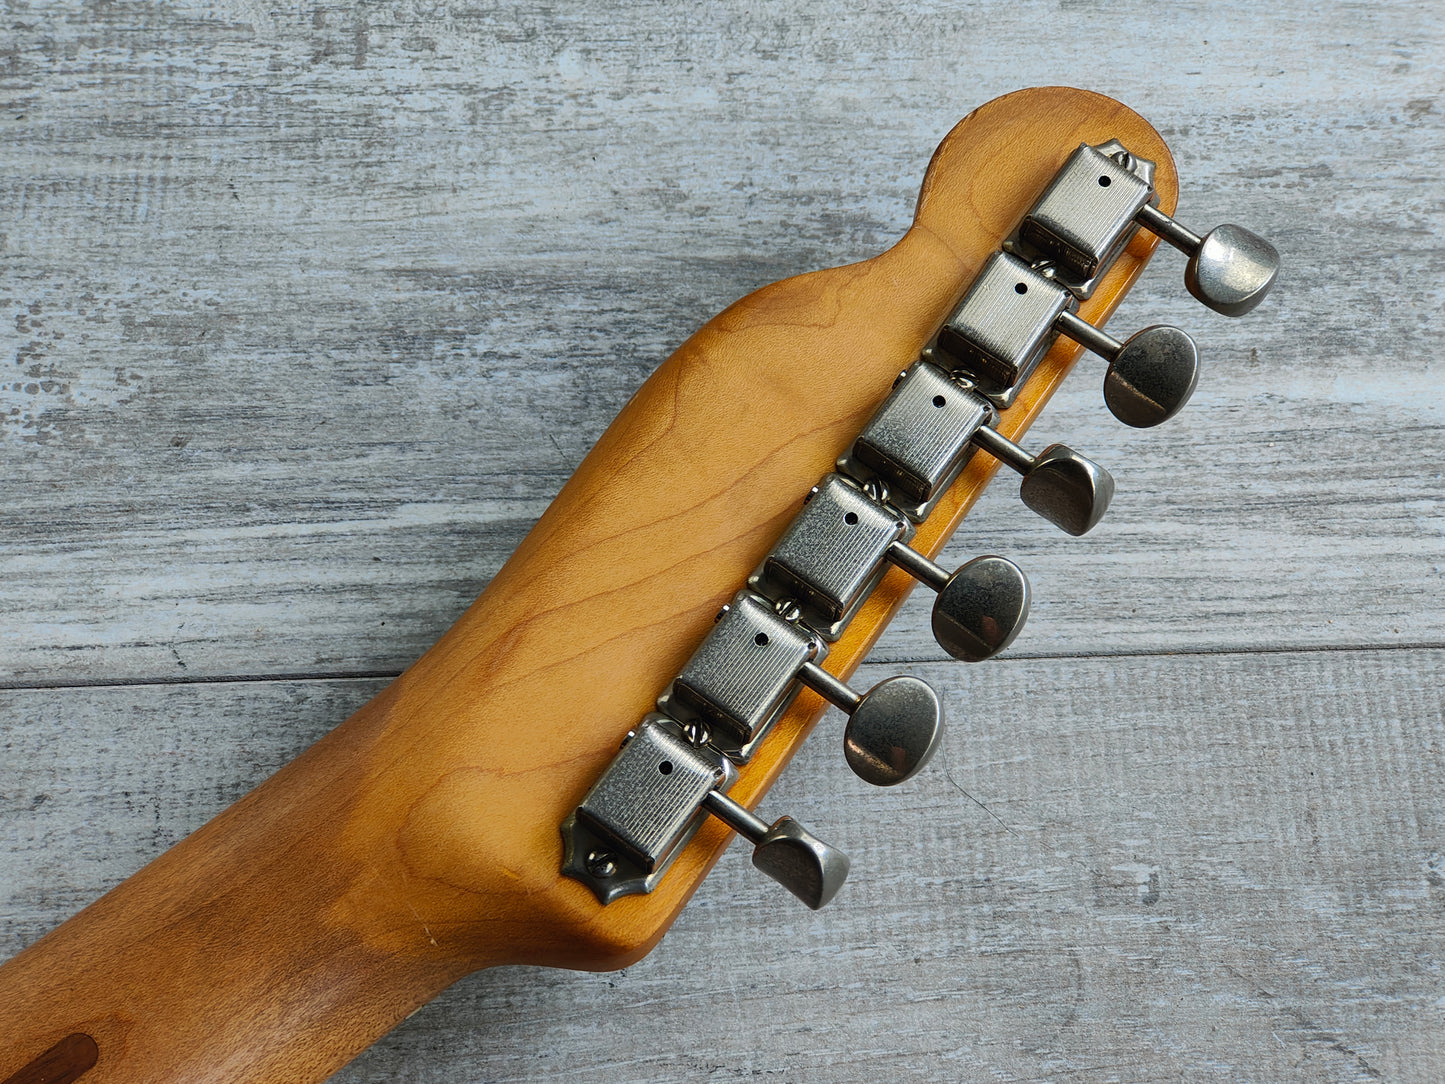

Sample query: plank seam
[2,641,1441,693]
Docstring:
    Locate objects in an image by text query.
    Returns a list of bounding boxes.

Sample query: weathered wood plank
[2,1,1443,1081]
[3,648,1441,1081]
[1,2,1441,684]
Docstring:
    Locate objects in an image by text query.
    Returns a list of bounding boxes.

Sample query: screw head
[585,851,617,879]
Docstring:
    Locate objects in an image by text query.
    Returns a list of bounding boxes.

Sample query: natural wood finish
[6,7,1441,1081]
[1,1033,98,1084]
[0,88,1173,1083]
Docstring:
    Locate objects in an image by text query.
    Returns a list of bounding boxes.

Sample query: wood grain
[5,647,1442,1081]
[2,2,1442,1082]
[0,88,1174,1082]
[0,1033,98,1084]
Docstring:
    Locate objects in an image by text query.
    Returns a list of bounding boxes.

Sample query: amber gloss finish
[0,88,1175,1083]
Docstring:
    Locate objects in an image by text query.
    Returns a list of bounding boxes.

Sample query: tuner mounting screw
[773,597,803,623]
[585,851,617,879]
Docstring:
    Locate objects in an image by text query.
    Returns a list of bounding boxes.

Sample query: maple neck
[0,87,1175,1084]
[0,692,461,1084]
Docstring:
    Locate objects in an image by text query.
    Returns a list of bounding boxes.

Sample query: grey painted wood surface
[1,1,1442,1081]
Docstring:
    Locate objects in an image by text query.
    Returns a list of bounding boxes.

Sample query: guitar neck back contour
[0,87,1174,1084]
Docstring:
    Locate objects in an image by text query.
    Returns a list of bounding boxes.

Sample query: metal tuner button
[796,662,943,788]
[701,790,850,910]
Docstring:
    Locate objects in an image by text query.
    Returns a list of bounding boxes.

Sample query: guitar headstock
[346,86,1275,971]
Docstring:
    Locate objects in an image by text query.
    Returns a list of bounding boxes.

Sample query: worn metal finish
[796,660,866,714]
[925,552,1030,663]
[750,475,910,639]
[881,539,951,594]
[1090,137,1158,189]
[1055,312,1201,427]
[1015,444,1116,537]
[574,721,723,872]
[879,544,1031,662]
[1004,139,1156,302]
[969,426,1115,536]
[840,362,992,521]
[1133,205,1280,315]
[1101,324,1201,427]
[563,717,737,904]
[1018,142,1154,286]
[837,675,943,788]
[663,593,820,758]
[699,792,851,912]
[567,717,852,909]
[792,663,943,788]
[933,253,1072,400]
[1183,220,1281,317]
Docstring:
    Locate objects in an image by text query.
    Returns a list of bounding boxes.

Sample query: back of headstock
[524,85,1271,951]
[0,85,1277,1084]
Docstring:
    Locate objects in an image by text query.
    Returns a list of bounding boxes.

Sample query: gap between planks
[2,641,1441,694]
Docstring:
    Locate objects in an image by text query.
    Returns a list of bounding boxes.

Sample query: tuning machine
[564,716,848,908]
[934,252,1199,428]
[1018,141,1279,317]
[796,661,942,788]
[883,546,1030,664]
[701,789,849,909]
[750,474,1030,661]
[840,363,1113,534]
[660,591,944,786]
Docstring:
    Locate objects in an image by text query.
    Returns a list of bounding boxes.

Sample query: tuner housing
[748,474,912,640]
[838,361,994,523]
[563,716,738,905]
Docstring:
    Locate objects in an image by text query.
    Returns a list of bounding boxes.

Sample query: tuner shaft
[968,422,1036,474]
[1135,201,1202,252]
[881,538,950,593]
[798,661,864,714]
[1055,309,1122,360]
[701,789,770,840]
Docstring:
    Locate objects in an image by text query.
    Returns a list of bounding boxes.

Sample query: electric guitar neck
[0,86,1276,1084]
